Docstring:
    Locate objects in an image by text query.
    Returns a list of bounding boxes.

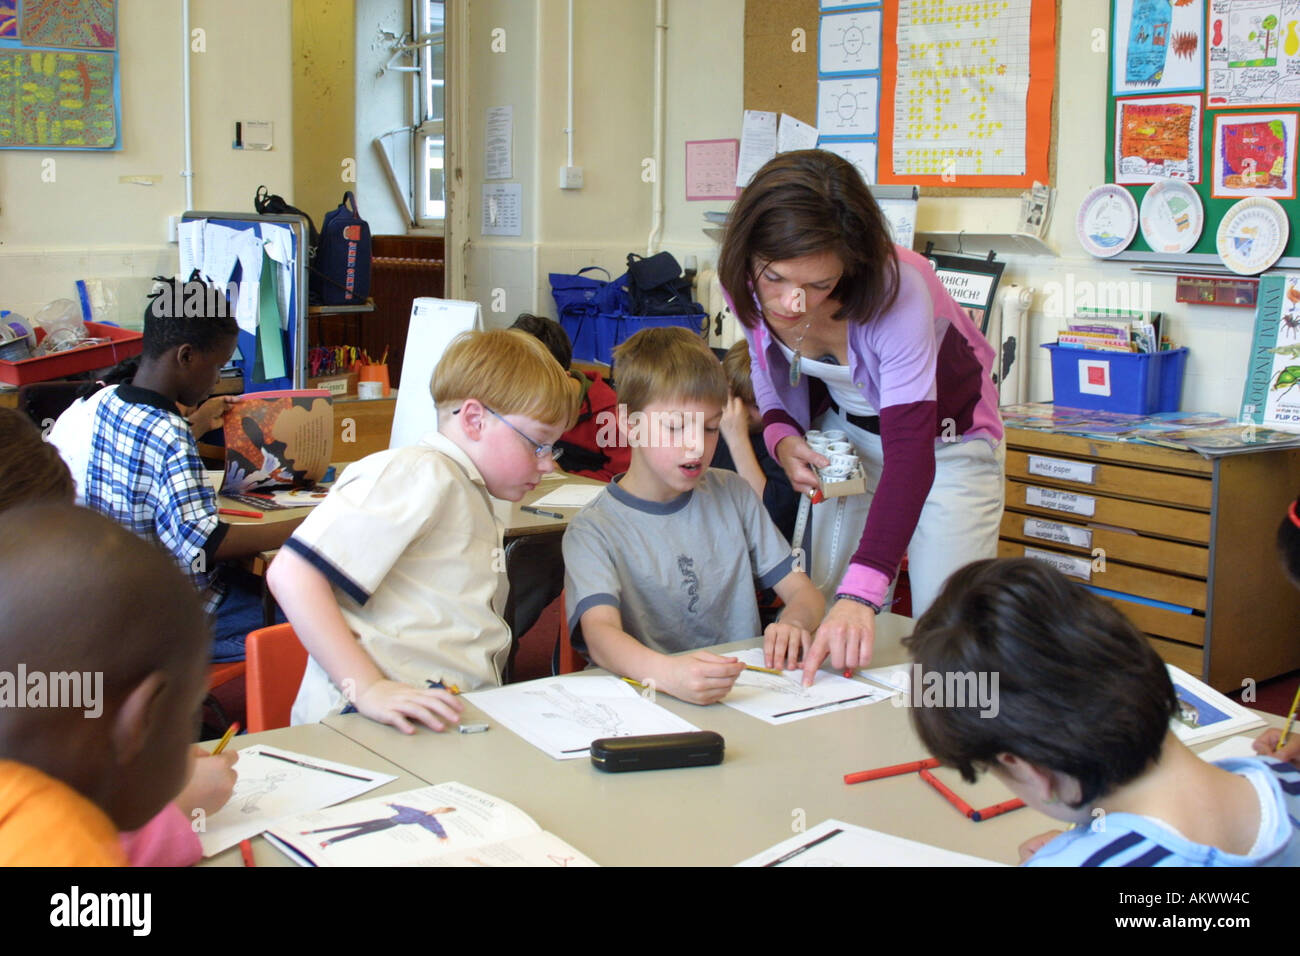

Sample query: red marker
[919,768,977,819]
[219,508,263,519]
[843,669,854,679]
[971,798,1025,822]
[240,838,256,867]
[843,757,940,785]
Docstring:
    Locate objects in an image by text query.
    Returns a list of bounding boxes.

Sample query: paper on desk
[530,484,603,509]
[197,745,396,857]
[1168,665,1266,746]
[1197,735,1263,763]
[464,675,700,761]
[736,818,1005,867]
[724,648,892,725]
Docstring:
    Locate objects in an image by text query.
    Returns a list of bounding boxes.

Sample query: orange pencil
[844,757,940,785]
[919,768,976,819]
[219,508,263,519]
[971,798,1026,822]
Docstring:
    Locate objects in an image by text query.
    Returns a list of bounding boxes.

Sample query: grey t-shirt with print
[562,468,796,655]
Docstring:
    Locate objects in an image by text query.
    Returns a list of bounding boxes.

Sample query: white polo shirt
[288,431,510,725]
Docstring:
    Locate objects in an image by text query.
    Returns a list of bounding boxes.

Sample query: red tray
[0,321,144,387]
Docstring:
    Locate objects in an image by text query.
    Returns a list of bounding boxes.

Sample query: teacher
[718,150,1004,680]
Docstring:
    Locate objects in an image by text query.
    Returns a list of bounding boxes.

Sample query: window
[415,0,445,225]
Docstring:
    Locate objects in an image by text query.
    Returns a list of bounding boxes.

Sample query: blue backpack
[313,191,371,305]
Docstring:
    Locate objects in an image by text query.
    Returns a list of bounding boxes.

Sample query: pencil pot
[358,363,390,397]
[1042,345,1187,414]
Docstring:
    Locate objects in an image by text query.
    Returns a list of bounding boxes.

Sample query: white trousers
[809,408,1006,619]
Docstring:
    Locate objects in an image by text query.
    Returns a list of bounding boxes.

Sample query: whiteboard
[389,297,483,449]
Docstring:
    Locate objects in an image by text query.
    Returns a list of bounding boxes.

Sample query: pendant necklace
[788,317,814,387]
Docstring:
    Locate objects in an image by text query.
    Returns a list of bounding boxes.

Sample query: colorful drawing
[0,48,116,148]
[1212,111,1298,197]
[303,804,457,850]
[1115,95,1201,182]
[1126,0,1173,86]
[1207,0,1300,107]
[21,0,115,50]
[1114,0,1205,94]
[0,1,17,39]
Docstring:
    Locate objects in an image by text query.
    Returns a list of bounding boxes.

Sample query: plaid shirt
[84,385,228,614]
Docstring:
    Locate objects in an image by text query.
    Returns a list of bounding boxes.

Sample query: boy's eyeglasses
[455,405,563,462]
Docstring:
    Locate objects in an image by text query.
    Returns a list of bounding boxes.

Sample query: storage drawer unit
[1001,426,1300,691]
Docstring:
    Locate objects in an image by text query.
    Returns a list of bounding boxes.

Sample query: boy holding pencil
[907,558,1300,866]
[563,327,824,705]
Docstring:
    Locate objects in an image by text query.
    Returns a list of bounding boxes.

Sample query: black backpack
[314,191,372,306]
[254,185,319,255]
[625,252,702,316]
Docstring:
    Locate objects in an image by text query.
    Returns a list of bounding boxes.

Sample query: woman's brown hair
[718,149,899,330]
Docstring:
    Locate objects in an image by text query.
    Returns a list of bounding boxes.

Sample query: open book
[264,781,598,867]
[222,389,333,493]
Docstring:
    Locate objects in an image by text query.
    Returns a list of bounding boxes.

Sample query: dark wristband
[835,593,881,614]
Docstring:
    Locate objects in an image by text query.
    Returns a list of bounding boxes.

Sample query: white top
[771,338,877,416]
[289,431,511,725]
[47,385,117,504]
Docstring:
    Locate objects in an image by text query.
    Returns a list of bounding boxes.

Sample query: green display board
[1104,1,1300,268]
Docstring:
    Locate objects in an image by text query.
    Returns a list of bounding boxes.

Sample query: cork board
[744,0,1060,196]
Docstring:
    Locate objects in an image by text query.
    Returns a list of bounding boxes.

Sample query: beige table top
[200,722,432,868]
[491,471,605,536]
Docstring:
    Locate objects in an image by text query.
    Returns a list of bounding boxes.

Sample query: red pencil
[971,798,1026,822]
[919,768,977,819]
[240,838,256,867]
[844,757,941,785]
[219,508,263,519]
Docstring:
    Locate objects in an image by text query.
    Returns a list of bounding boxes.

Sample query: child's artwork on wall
[1211,111,1298,196]
[1114,94,1203,182]
[0,1,17,40]
[0,47,117,148]
[21,0,115,49]
[1113,0,1206,96]
[1207,0,1300,107]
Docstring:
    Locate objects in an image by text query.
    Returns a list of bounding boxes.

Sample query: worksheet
[1197,735,1262,762]
[737,818,1005,867]
[529,484,603,509]
[464,675,699,760]
[198,746,396,857]
[723,648,893,725]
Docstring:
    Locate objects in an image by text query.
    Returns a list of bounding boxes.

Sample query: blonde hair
[721,340,756,407]
[612,327,726,414]
[433,329,579,428]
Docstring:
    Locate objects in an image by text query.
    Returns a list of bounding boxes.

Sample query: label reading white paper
[1023,547,1092,582]
[1027,455,1097,485]
[1023,517,1093,550]
[1024,485,1097,517]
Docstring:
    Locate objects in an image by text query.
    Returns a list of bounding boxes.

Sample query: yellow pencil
[1277,685,1300,751]
[744,664,785,676]
[621,676,646,689]
[211,721,240,756]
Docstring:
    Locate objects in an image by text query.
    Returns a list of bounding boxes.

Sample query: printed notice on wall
[484,106,513,180]
[1024,485,1097,517]
[481,183,521,236]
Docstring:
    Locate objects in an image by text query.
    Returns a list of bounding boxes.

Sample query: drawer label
[1023,517,1092,550]
[1024,485,1097,517]
[1027,455,1097,485]
[1023,547,1093,582]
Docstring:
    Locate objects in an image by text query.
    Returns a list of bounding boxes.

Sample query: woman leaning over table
[718,150,1005,681]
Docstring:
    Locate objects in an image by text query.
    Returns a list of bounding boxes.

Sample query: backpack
[625,251,702,317]
[254,185,320,255]
[314,191,372,305]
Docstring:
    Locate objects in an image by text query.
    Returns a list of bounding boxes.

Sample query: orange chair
[552,592,585,675]
[204,661,246,730]
[245,623,309,732]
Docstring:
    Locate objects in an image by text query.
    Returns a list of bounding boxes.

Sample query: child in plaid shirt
[84,278,303,660]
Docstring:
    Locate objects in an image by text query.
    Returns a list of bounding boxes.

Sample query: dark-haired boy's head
[0,505,210,830]
[903,558,1178,809]
[511,313,573,371]
[1278,496,1300,585]
[140,277,239,407]
[0,408,74,512]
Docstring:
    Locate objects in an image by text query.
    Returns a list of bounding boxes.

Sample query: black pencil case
[589,731,724,772]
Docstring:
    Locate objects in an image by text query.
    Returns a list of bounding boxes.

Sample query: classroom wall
[0,0,294,328]
[293,0,356,229]
[462,0,743,329]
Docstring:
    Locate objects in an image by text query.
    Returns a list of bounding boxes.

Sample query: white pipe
[181,0,193,211]
[993,284,1034,405]
[566,0,574,168]
[646,0,666,255]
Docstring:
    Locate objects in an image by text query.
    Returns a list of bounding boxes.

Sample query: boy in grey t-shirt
[563,328,824,705]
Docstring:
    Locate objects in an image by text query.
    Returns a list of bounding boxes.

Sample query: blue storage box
[1042,344,1187,415]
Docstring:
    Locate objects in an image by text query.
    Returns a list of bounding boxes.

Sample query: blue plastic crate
[1042,344,1187,415]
